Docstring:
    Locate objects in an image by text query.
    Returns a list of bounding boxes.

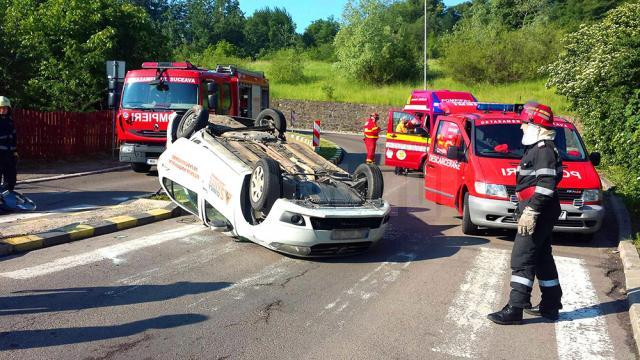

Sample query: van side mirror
[207,82,218,94]
[446,145,462,161]
[207,95,217,109]
[589,152,601,166]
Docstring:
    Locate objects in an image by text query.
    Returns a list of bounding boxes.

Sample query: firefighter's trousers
[0,153,17,191]
[509,200,563,309]
[364,138,377,163]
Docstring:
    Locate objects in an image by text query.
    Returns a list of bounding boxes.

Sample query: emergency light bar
[141,61,198,70]
[476,103,524,113]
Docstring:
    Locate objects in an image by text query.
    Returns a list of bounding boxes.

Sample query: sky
[238,0,468,33]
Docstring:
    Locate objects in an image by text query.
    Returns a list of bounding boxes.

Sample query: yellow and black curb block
[0,205,184,257]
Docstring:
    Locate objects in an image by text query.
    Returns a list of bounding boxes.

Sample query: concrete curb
[287,132,344,164]
[610,192,640,353]
[17,165,130,185]
[0,205,184,257]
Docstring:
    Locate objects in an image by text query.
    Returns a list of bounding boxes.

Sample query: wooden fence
[13,109,114,160]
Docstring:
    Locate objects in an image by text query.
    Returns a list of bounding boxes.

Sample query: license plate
[146,159,158,165]
[558,211,567,220]
[331,228,369,240]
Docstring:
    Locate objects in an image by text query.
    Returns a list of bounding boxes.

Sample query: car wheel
[255,108,287,134]
[462,192,479,235]
[131,163,151,173]
[249,157,282,214]
[177,105,208,139]
[353,163,384,200]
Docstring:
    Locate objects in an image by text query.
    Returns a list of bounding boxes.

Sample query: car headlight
[120,144,134,153]
[581,189,602,202]
[475,181,508,198]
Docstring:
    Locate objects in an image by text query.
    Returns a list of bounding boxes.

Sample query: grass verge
[247,60,570,113]
[290,133,339,160]
[602,165,640,249]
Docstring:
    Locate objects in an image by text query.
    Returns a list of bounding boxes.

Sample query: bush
[267,48,305,84]
[440,20,561,84]
[546,3,640,226]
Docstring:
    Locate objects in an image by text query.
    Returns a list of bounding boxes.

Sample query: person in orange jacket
[363,113,380,164]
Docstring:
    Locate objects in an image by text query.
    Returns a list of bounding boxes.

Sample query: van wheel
[249,157,282,214]
[177,105,208,139]
[131,163,151,173]
[255,108,287,134]
[353,163,384,199]
[462,192,479,235]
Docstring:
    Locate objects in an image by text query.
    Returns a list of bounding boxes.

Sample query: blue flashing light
[476,103,524,113]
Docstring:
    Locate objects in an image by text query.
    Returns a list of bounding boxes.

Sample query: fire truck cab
[423,102,604,237]
[117,61,269,172]
[385,90,476,174]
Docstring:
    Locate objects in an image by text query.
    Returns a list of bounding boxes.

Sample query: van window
[391,111,418,133]
[162,178,198,214]
[204,201,232,227]
[434,121,463,156]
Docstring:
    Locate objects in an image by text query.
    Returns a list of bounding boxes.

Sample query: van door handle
[389,134,397,138]
[426,163,435,168]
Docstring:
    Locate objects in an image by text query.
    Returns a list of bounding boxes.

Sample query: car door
[384,110,429,170]
[424,119,467,207]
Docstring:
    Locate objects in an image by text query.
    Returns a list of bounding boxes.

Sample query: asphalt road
[0,133,636,359]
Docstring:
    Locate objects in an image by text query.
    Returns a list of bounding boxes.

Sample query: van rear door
[424,119,467,207]
[384,110,430,170]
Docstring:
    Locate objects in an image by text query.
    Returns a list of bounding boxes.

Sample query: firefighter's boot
[524,303,560,321]
[487,304,523,325]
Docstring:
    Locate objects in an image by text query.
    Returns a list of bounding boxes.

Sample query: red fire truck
[423,102,604,237]
[384,90,477,174]
[116,62,269,172]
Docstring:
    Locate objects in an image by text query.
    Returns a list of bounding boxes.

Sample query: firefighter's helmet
[520,102,553,129]
[0,96,10,108]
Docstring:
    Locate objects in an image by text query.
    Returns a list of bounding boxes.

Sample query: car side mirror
[446,145,462,161]
[589,152,601,166]
[208,95,217,109]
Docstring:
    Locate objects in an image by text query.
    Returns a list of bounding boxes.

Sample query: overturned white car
[157,106,390,257]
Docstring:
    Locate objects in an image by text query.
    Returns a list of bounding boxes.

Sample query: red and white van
[423,103,604,236]
[385,90,477,174]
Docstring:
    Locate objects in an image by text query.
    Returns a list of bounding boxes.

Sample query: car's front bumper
[468,195,604,234]
[247,199,391,257]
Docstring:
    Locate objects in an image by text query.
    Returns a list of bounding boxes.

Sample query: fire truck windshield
[121,82,198,110]
[474,123,588,161]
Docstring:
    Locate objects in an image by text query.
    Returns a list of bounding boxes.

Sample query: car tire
[353,163,384,200]
[249,157,282,214]
[131,163,151,173]
[462,192,479,235]
[177,105,208,139]
[255,108,287,134]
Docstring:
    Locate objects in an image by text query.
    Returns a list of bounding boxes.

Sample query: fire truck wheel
[462,192,479,235]
[255,108,287,134]
[177,105,208,139]
[353,163,384,200]
[131,163,151,173]
[249,157,282,214]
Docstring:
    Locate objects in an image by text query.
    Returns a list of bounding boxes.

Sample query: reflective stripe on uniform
[519,169,535,175]
[539,279,560,287]
[518,168,556,177]
[511,275,534,287]
[535,186,555,196]
[0,135,9,139]
[0,146,8,150]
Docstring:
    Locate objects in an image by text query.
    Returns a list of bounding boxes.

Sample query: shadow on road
[0,281,231,316]
[522,298,628,324]
[0,313,208,350]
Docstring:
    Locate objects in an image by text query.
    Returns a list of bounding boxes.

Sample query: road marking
[555,256,615,360]
[432,247,510,358]
[0,225,204,279]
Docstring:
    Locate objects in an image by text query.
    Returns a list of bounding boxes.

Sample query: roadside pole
[424,0,428,90]
[313,119,321,152]
[106,60,125,159]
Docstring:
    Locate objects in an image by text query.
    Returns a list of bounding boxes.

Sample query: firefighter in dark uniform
[488,102,563,325]
[0,96,18,193]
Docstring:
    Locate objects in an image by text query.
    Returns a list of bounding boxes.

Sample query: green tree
[2,0,164,111]
[546,2,640,200]
[243,7,298,58]
[334,0,419,84]
[303,17,340,47]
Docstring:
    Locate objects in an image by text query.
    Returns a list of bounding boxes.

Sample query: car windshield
[474,123,587,161]
[121,81,198,110]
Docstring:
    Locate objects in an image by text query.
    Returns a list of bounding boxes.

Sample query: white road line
[555,256,615,360]
[0,225,205,280]
[432,247,510,358]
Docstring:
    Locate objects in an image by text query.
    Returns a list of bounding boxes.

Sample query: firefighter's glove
[517,207,539,236]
